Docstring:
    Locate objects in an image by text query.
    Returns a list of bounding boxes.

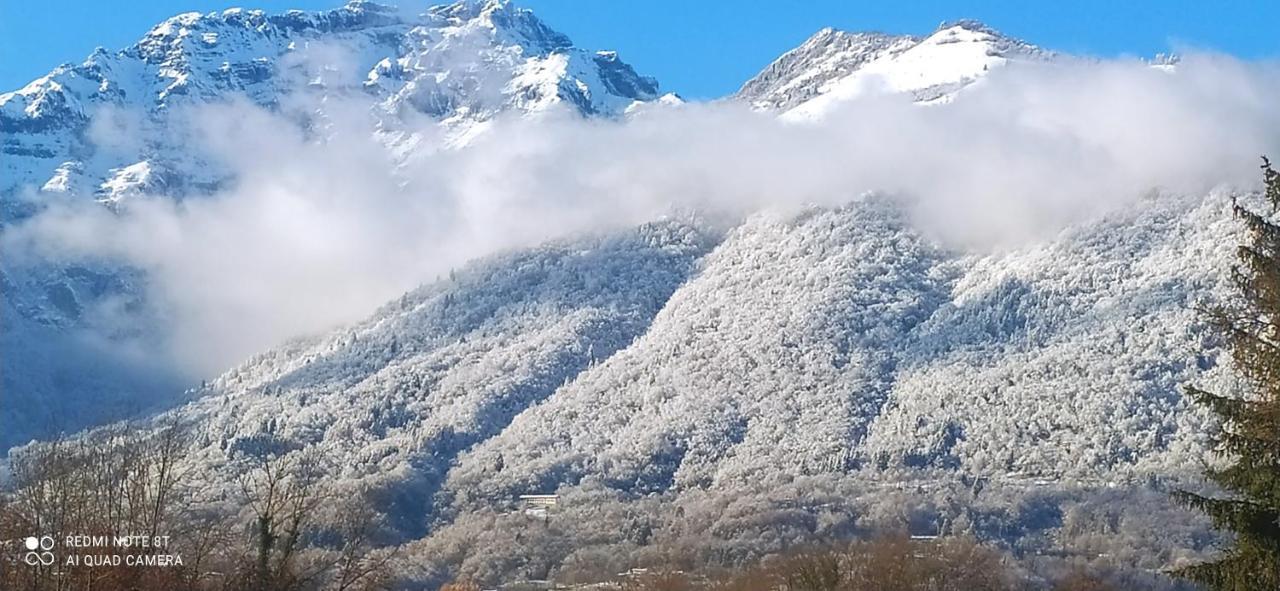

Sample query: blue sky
[2,0,1277,99]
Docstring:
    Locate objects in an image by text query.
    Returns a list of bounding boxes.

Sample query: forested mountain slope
[170,219,719,536]
[134,191,1236,584]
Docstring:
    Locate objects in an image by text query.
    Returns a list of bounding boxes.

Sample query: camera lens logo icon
[23,536,55,566]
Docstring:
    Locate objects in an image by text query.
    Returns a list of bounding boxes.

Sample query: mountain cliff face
[735,20,1048,116]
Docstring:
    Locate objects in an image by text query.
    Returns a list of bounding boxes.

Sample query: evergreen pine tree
[1175,157,1280,589]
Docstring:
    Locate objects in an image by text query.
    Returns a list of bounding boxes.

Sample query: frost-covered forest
[6,189,1232,588]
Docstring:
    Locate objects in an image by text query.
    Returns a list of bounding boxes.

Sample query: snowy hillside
[442,194,1229,502]
[168,218,719,535]
[735,20,1048,116]
[132,190,1236,584]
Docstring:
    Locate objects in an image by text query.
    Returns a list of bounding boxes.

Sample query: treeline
[0,420,393,591]
[0,423,1192,591]
[439,535,1141,591]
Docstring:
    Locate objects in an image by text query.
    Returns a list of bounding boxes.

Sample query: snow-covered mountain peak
[0,0,660,205]
[932,18,1002,37]
[429,0,509,19]
[430,0,537,27]
[425,0,570,51]
[921,19,1041,62]
[737,19,1047,117]
[734,27,917,111]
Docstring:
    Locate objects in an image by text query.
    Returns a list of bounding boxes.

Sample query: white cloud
[6,52,1280,377]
